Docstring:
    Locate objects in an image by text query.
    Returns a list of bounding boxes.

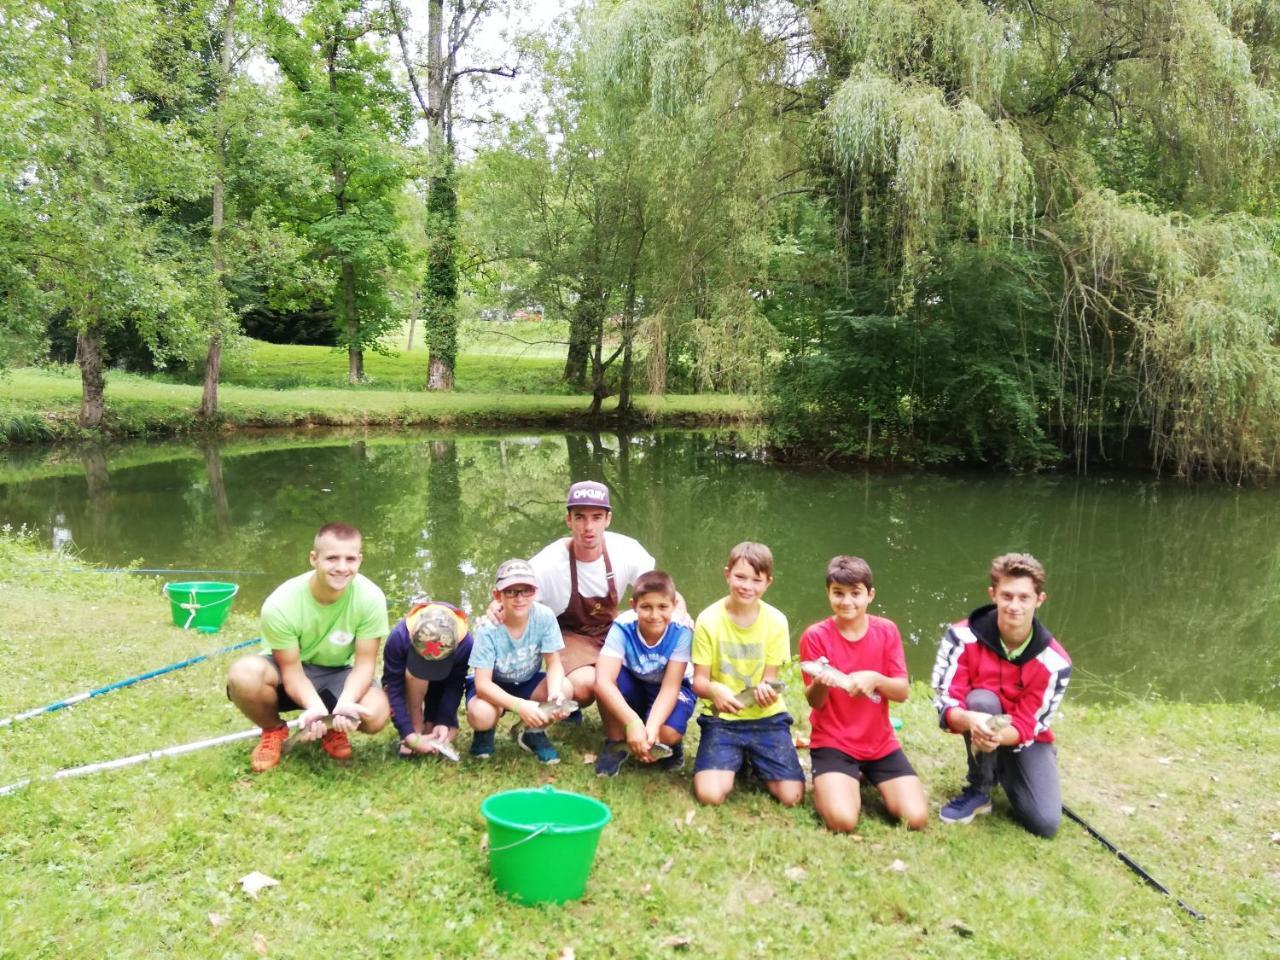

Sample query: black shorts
[810,746,917,785]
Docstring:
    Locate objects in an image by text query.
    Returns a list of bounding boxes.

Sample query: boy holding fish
[466,558,574,764]
[592,570,697,776]
[381,600,471,761]
[690,542,805,807]
[931,553,1071,837]
[799,556,928,831]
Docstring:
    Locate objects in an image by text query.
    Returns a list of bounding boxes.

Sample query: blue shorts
[616,669,696,735]
[694,713,805,783]
[464,671,545,705]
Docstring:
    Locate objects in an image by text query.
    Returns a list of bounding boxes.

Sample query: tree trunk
[343,260,363,382]
[200,0,237,420]
[563,292,595,388]
[420,0,456,391]
[422,170,457,390]
[77,329,105,429]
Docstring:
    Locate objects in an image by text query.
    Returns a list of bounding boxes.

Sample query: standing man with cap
[523,480,683,711]
[381,600,472,758]
[226,522,391,772]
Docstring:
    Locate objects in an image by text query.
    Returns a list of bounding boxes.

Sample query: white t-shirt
[528,531,656,616]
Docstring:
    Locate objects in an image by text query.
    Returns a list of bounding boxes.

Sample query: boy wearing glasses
[465,558,573,764]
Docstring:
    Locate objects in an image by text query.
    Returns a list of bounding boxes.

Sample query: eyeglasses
[501,586,535,598]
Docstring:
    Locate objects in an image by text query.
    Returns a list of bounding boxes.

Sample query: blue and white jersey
[469,602,563,685]
[600,610,692,684]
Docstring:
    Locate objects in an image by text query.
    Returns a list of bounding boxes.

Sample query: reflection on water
[2,430,1278,705]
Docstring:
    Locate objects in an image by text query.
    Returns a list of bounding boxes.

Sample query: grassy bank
[1,535,1275,958]
[0,366,758,444]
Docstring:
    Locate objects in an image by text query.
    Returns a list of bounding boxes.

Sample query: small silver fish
[536,699,580,718]
[980,713,1012,735]
[647,742,673,760]
[799,658,882,703]
[733,680,786,706]
[423,736,460,762]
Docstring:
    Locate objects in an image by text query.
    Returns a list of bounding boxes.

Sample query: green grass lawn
[1,533,1276,958]
[0,366,758,443]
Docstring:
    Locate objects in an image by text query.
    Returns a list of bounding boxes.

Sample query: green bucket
[481,786,611,905]
[163,581,239,633]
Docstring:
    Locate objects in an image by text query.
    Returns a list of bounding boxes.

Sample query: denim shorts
[693,713,804,783]
[464,671,545,704]
[616,669,696,734]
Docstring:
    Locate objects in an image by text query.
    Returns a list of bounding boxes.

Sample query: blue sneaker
[657,742,685,772]
[940,786,992,824]
[562,708,584,727]
[594,741,628,778]
[516,728,560,765]
[469,728,495,760]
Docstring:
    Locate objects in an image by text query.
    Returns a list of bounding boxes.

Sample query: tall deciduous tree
[272,0,414,382]
[1,0,205,428]
[390,0,516,391]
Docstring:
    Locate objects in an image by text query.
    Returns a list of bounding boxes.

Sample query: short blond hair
[727,541,773,578]
[990,553,1046,593]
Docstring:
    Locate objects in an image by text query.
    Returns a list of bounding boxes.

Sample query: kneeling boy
[690,542,804,807]
[593,570,696,776]
[931,552,1071,838]
[800,556,927,831]
[466,559,573,765]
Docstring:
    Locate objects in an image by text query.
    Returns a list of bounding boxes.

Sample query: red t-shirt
[799,615,906,761]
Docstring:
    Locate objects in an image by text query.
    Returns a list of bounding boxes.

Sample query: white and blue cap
[566,480,611,511]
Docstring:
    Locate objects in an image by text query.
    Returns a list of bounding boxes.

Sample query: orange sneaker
[250,725,290,772]
[320,728,353,761]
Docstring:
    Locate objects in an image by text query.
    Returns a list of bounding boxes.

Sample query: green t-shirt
[691,598,789,721]
[259,572,390,668]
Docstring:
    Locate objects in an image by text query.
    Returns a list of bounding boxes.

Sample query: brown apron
[556,540,618,675]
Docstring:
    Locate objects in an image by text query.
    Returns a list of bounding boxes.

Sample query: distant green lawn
[202,321,576,394]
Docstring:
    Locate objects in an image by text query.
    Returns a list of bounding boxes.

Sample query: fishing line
[0,637,260,728]
[0,719,305,797]
[1063,803,1205,921]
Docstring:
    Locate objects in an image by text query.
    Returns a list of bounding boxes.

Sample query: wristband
[625,717,644,734]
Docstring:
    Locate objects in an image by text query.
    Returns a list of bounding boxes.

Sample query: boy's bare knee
[770,782,805,807]
[226,656,271,697]
[695,787,728,806]
[821,809,859,833]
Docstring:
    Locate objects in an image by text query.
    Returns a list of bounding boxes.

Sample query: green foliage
[769,242,1060,468]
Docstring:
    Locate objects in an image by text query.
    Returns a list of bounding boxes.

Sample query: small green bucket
[481,786,611,905]
[163,581,239,633]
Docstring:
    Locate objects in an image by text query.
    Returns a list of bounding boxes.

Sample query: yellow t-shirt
[691,598,789,720]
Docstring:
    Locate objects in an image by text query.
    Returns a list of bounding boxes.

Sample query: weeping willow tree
[584,0,1280,475]
[583,0,789,395]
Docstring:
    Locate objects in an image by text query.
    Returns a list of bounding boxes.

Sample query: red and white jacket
[931,604,1071,749]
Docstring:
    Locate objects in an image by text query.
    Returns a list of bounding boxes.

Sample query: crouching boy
[382,600,471,758]
[690,542,804,807]
[466,559,574,765]
[932,553,1071,838]
[800,556,927,832]
[593,570,696,776]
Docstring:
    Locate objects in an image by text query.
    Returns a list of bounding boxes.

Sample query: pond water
[2,429,1277,706]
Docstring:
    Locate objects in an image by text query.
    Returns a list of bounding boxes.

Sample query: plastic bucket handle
[164,583,240,630]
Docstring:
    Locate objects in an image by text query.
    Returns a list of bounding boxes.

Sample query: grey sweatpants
[964,689,1061,838]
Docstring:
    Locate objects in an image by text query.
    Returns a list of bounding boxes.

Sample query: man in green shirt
[226,522,391,771]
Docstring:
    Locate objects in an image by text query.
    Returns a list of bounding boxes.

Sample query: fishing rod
[1062,803,1205,921]
[35,567,268,577]
[0,719,304,797]
[0,636,260,728]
